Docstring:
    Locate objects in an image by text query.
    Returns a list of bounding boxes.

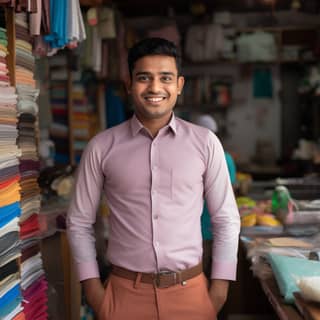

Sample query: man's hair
[127,37,181,78]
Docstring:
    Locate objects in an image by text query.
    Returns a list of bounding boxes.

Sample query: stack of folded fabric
[0,16,24,320]
[72,72,98,163]
[20,241,48,320]
[15,12,48,320]
[48,54,70,164]
[15,13,36,89]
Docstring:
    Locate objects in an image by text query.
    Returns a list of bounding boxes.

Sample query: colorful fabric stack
[72,71,98,163]
[15,12,48,320]
[0,15,24,320]
[15,14,36,89]
[20,241,48,320]
[49,54,69,164]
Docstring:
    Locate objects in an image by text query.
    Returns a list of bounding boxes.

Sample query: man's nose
[148,79,161,92]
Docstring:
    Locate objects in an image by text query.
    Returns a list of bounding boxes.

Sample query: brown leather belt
[111,263,203,288]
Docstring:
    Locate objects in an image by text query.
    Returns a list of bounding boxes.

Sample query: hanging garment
[147,24,180,48]
[68,0,86,42]
[44,0,68,48]
[29,0,41,36]
[98,7,116,39]
[185,24,224,61]
[236,31,277,62]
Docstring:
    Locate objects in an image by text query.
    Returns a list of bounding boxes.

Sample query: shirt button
[154,215,159,220]
[151,190,156,196]
[153,165,158,171]
[155,242,159,247]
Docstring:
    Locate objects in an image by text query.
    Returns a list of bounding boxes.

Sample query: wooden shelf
[182,24,319,71]
[182,58,319,69]
[237,25,319,33]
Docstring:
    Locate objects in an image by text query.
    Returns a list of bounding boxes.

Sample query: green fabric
[267,253,320,304]
[0,39,8,47]
[225,152,236,184]
[253,68,273,98]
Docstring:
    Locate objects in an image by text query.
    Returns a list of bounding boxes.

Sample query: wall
[228,66,282,164]
[183,64,282,164]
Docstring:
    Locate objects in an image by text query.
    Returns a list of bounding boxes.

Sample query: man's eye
[162,76,172,82]
[137,76,149,81]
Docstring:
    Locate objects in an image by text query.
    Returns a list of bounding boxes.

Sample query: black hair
[127,37,181,78]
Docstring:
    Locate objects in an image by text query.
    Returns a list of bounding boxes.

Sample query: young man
[67,37,240,320]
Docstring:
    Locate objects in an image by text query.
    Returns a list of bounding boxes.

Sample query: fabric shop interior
[0,0,320,319]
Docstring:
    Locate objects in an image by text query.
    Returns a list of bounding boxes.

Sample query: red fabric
[0,175,20,190]
[12,312,26,320]
[19,214,39,238]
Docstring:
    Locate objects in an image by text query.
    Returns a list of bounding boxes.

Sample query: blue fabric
[54,153,70,164]
[105,86,126,128]
[0,298,21,318]
[0,202,21,228]
[201,202,212,240]
[225,152,236,184]
[44,0,68,48]
[0,284,21,317]
[267,253,320,304]
[201,152,236,240]
[0,297,21,318]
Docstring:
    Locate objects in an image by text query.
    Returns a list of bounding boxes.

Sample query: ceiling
[102,0,320,17]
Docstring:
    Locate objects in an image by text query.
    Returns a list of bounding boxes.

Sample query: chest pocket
[172,167,203,204]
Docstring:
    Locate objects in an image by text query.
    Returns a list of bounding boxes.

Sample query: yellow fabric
[0,181,21,206]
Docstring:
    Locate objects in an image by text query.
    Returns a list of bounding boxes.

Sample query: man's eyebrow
[159,72,175,75]
[135,71,151,76]
[134,71,176,76]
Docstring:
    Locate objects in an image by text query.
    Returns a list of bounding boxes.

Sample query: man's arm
[82,278,105,314]
[204,133,240,312]
[209,279,229,314]
[67,137,106,309]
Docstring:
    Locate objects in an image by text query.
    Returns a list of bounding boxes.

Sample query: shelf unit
[241,26,318,62]
[0,6,49,320]
[49,52,103,166]
[183,25,320,68]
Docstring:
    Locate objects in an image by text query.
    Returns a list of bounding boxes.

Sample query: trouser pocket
[98,277,112,320]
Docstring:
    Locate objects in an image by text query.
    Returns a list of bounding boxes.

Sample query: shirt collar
[130,113,177,137]
[130,114,144,136]
[168,113,177,135]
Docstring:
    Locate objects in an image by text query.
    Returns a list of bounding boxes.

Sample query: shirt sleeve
[204,132,241,281]
[66,138,104,281]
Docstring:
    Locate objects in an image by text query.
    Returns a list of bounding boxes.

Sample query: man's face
[128,55,184,123]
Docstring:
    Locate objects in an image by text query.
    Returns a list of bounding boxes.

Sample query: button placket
[150,139,160,256]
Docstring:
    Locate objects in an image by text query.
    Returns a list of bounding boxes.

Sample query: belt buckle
[154,270,176,288]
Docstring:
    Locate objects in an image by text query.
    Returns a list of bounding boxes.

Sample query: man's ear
[177,76,185,95]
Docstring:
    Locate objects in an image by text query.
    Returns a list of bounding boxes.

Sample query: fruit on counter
[241,213,257,227]
[236,172,252,181]
[238,197,282,227]
[236,196,256,207]
[256,213,281,226]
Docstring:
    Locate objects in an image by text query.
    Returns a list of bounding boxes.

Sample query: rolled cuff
[210,259,238,281]
[76,261,100,282]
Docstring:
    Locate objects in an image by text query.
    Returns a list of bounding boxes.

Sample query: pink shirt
[67,114,240,282]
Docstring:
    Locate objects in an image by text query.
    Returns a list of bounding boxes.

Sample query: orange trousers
[98,272,216,320]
